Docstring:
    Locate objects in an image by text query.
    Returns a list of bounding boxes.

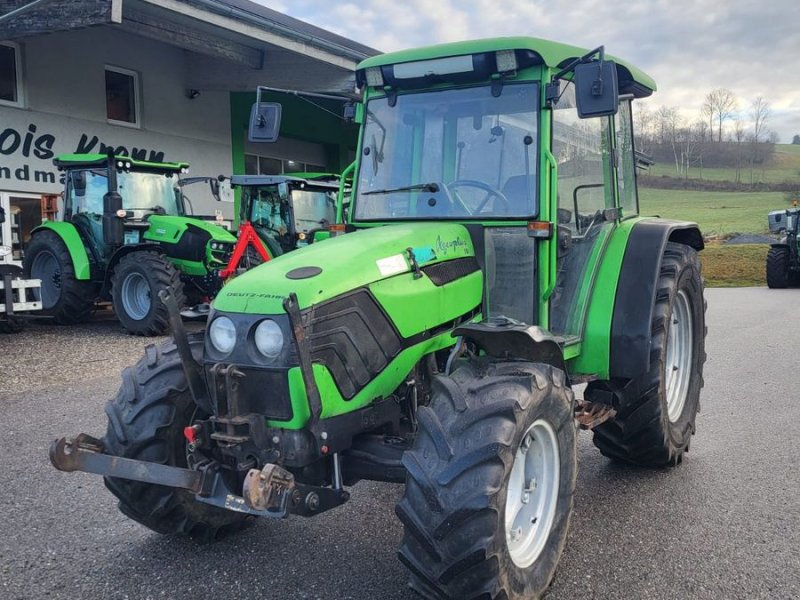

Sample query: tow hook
[242,463,295,512]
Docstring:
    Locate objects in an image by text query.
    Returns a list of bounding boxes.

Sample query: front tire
[585,242,706,467]
[103,335,247,540]
[24,230,95,324]
[110,251,185,336]
[397,359,576,600]
[766,246,790,288]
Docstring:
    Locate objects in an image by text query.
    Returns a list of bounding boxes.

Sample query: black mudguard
[609,219,703,379]
[453,318,566,375]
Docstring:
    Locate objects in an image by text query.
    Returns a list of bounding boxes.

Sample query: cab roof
[53,153,190,172]
[357,36,656,98]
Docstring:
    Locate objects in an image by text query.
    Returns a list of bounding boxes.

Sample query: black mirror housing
[248,102,282,142]
[574,61,619,118]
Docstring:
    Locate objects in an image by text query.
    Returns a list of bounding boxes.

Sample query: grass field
[634,147,800,286]
[638,187,788,236]
[699,243,768,287]
[646,144,800,184]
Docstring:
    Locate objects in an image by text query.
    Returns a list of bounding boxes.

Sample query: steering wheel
[446,180,510,215]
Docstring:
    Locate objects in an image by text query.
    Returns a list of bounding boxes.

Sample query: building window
[105,66,139,127]
[0,42,23,107]
[244,153,325,175]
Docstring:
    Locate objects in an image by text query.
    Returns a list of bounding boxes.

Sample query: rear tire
[766,246,790,288]
[397,359,576,600]
[24,230,95,324]
[110,252,185,336]
[585,242,706,467]
[103,335,248,540]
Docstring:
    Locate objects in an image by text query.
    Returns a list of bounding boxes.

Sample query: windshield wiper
[362,182,440,196]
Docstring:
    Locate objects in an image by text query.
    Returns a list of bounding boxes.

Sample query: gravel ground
[724,233,777,245]
[1,289,799,599]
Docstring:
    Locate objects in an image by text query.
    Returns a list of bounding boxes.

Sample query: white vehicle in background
[1,196,41,333]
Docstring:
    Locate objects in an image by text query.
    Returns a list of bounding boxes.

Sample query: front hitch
[49,434,350,518]
[50,434,214,494]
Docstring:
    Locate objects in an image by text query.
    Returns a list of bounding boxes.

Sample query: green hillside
[637,144,800,287]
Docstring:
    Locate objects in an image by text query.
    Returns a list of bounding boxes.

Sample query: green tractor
[766,207,800,287]
[23,153,237,335]
[219,173,340,278]
[51,38,707,599]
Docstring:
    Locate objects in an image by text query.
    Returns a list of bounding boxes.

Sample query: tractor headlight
[254,319,283,359]
[209,316,237,354]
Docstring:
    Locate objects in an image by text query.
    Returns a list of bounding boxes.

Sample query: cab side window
[616,99,638,218]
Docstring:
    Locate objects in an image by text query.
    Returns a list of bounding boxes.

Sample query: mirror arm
[545,46,605,108]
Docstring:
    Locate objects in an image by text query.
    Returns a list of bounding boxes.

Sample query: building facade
[0,0,374,243]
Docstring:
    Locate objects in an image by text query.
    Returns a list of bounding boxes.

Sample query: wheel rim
[505,419,560,568]
[664,289,694,422]
[30,250,61,309]
[120,272,152,321]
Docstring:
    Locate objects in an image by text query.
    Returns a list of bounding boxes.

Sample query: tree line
[634,89,779,184]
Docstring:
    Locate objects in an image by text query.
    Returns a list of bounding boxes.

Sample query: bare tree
[751,96,771,143]
[633,104,655,155]
[732,118,745,183]
[702,88,738,142]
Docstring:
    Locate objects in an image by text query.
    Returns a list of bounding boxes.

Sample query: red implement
[220,221,270,279]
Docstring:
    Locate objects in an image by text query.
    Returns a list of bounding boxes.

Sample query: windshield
[354,83,539,221]
[117,171,182,215]
[291,189,336,232]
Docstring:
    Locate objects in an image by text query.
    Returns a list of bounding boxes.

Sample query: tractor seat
[498,175,537,217]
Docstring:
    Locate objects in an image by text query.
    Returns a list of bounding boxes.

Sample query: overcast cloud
[260,0,800,142]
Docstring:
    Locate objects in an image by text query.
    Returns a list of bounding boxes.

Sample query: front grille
[204,365,294,421]
[304,289,403,400]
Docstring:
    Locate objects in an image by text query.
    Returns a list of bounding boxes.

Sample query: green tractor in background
[23,153,236,335]
[766,207,800,287]
[219,173,340,278]
[51,38,707,599]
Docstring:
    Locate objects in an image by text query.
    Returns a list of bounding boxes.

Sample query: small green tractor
[23,154,237,335]
[51,37,707,599]
[0,198,42,333]
[766,207,800,287]
[220,173,340,278]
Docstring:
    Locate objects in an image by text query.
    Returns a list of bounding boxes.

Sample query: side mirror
[72,171,87,197]
[248,102,282,142]
[573,61,618,118]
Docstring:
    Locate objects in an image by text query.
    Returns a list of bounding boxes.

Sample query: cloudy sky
[259,0,800,142]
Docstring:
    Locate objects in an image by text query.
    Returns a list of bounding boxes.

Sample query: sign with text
[0,107,232,209]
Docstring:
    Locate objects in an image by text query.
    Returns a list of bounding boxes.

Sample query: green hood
[144,215,236,244]
[213,222,474,314]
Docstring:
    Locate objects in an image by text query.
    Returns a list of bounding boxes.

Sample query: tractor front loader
[23,153,237,335]
[50,37,706,599]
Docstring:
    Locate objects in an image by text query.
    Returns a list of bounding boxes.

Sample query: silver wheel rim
[505,419,560,568]
[120,272,151,321]
[30,250,60,309]
[665,289,693,422]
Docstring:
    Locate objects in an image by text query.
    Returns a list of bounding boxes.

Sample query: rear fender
[452,319,566,375]
[31,222,91,280]
[609,219,703,379]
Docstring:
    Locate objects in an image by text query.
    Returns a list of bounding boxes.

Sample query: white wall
[0,26,234,216]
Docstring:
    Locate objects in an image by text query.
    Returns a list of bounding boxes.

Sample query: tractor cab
[219,174,341,278]
[234,173,339,257]
[57,154,189,262]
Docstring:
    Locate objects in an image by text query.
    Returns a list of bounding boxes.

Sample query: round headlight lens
[209,316,236,354]
[254,319,283,359]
